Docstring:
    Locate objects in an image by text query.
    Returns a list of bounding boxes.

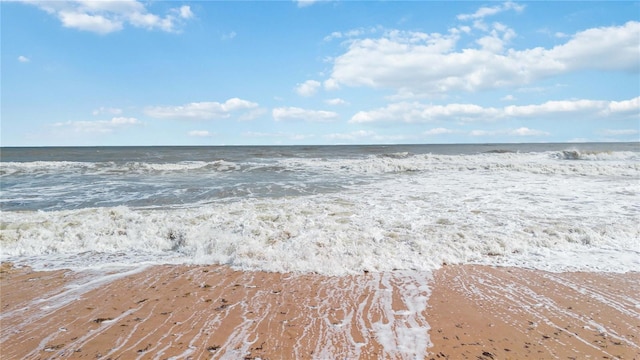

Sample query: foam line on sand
[1,263,638,359]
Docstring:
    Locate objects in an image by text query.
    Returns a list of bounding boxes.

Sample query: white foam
[2,149,639,275]
[0,160,240,176]
[275,150,640,177]
[2,153,639,275]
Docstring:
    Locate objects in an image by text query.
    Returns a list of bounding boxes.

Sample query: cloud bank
[19,0,193,34]
[145,98,259,120]
[52,117,141,134]
[350,97,640,124]
[326,21,640,97]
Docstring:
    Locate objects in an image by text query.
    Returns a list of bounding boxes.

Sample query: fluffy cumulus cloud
[606,97,640,115]
[549,21,640,72]
[325,9,640,97]
[272,107,339,122]
[18,55,30,63]
[18,1,193,34]
[350,96,640,124]
[295,80,322,97]
[52,117,141,134]
[145,98,259,120]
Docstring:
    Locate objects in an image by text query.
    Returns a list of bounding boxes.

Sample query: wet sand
[1,262,639,359]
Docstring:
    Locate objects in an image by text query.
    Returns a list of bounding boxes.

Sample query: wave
[483,149,516,154]
[552,150,639,161]
[0,160,241,176]
[376,152,413,159]
[2,168,639,275]
[277,151,640,177]
[2,150,638,177]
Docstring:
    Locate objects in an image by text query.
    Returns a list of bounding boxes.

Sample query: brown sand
[1,262,638,359]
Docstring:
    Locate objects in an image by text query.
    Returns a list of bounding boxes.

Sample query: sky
[1,0,639,146]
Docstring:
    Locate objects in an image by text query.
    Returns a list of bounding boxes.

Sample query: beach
[2,263,638,359]
[3,0,640,355]
[2,144,639,358]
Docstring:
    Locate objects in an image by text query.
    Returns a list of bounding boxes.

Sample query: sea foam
[2,150,638,275]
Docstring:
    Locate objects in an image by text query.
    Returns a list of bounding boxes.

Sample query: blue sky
[2,0,639,146]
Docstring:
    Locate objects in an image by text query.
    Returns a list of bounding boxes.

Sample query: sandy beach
[1,262,639,359]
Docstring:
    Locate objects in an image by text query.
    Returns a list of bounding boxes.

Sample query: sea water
[1,143,639,275]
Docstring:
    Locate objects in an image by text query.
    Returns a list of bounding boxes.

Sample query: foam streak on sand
[2,264,639,359]
[0,264,433,359]
[429,266,640,359]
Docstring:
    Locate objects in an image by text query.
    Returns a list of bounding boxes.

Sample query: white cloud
[549,21,640,72]
[326,20,640,97]
[295,80,321,97]
[504,99,605,117]
[58,10,123,34]
[350,97,639,124]
[457,1,525,21]
[177,5,193,19]
[128,11,172,32]
[52,117,141,134]
[501,94,516,101]
[323,78,340,91]
[19,1,193,34]
[18,55,30,63]
[110,117,139,125]
[350,102,500,124]
[72,1,145,13]
[323,27,379,42]
[92,107,122,116]
[510,127,550,136]
[424,127,455,135]
[607,96,640,114]
[272,107,339,122]
[188,130,213,137]
[325,98,349,106]
[474,22,517,53]
[145,98,259,120]
[470,127,549,137]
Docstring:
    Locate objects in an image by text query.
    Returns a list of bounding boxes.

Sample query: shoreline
[1,263,639,359]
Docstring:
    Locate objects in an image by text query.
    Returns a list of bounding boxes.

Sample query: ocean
[1,143,639,275]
